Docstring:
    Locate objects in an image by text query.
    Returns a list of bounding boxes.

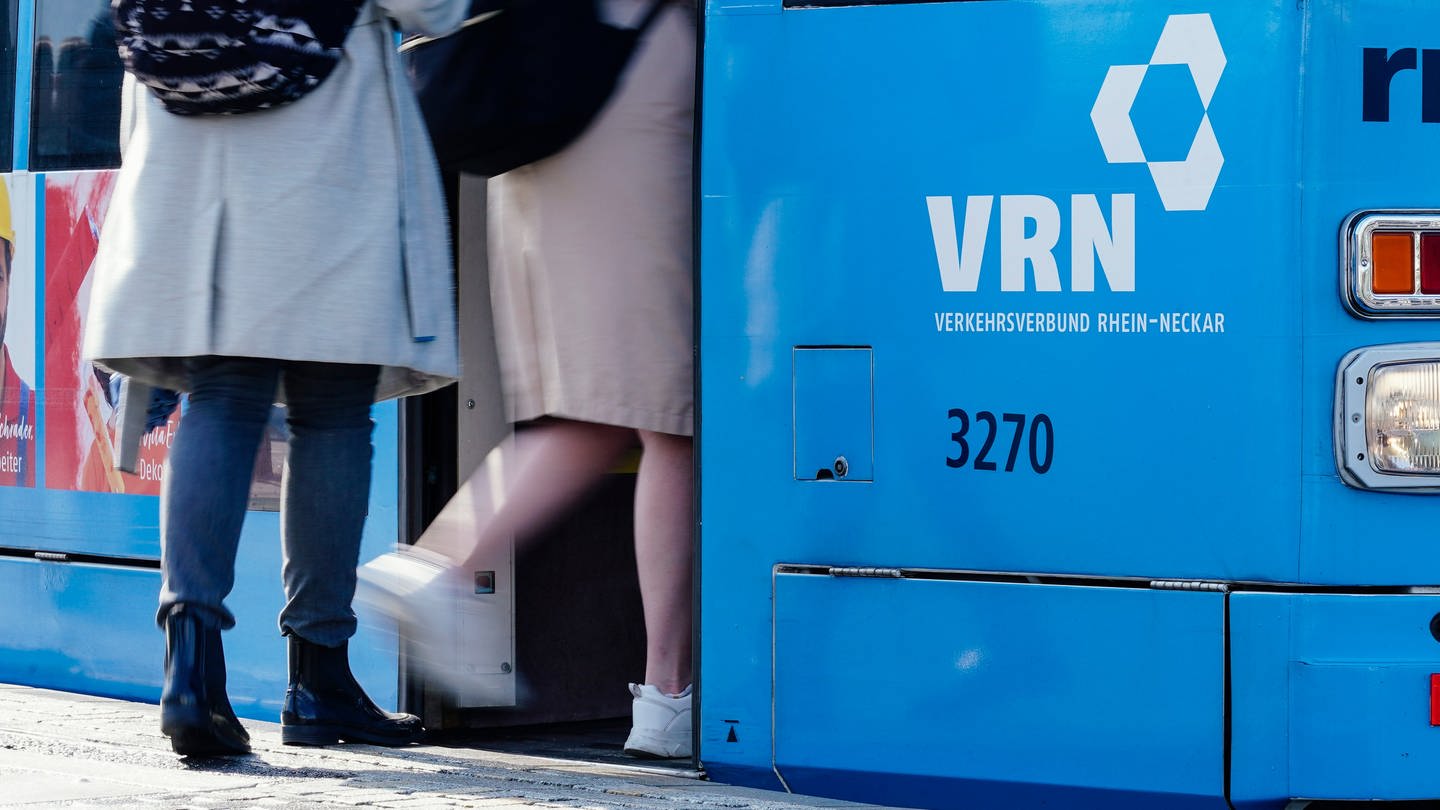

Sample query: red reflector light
[1422,235,1440,294]
[1431,673,1440,726]
[1373,232,1415,294]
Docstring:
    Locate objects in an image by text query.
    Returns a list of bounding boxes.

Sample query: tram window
[784,0,990,7]
[31,0,122,171]
[0,0,16,172]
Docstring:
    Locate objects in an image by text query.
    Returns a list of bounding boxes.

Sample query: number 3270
[946,409,1054,474]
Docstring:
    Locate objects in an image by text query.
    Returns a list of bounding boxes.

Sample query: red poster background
[44,172,177,495]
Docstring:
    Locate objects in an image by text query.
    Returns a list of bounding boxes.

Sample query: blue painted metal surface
[774,574,1225,809]
[1233,593,1440,804]
[1297,2,1440,585]
[0,559,161,702]
[699,0,1440,806]
[792,347,872,481]
[0,403,404,719]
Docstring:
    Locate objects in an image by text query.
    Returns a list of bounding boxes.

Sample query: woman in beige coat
[362,0,696,759]
[85,0,463,756]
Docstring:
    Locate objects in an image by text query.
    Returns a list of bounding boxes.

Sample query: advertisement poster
[43,171,284,507]
[0,173,37,487]
[43,170,172,495]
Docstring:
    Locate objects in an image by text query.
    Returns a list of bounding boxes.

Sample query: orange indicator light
[1372,232,1416,294]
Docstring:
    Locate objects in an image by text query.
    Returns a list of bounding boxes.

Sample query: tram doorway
[398,175,679,767]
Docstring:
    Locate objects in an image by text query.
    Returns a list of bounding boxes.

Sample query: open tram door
[397,174,692,768]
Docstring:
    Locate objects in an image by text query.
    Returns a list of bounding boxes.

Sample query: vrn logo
[928,14,1226,293]
[927,195,1134,292]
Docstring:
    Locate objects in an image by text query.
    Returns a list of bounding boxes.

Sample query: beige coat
[487,0,695,436]
[84,0,463,403]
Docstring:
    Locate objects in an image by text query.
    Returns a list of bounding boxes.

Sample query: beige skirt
[487,0,695,437]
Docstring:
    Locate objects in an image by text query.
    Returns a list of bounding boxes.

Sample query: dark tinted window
[31,0,122,171]
[0,0,17,171]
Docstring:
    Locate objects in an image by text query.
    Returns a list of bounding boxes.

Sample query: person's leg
[159,357,279,626]
[633,430,693,694]
[275,361,379,644]
[158,355,280,757]
[622,429,694,759]
[275,361,423,747]
[415,418,635,568]
[356,417,633,700]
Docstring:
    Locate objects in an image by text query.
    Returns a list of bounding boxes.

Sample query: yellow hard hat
[0,180,14,247]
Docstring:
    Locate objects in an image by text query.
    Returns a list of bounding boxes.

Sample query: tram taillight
[1343,211,1440,315]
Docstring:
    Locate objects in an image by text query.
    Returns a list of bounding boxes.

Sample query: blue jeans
[157,357,380,646]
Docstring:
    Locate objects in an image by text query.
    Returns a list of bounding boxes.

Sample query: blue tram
[698,0,1440,807]
[6,0,1440,808]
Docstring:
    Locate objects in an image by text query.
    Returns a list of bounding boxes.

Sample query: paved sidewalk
[0,685,895,810]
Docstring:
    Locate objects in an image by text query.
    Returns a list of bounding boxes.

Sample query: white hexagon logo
[1090,14,1227,212]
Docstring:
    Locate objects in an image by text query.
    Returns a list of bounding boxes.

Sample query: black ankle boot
[159,605,250,757]
[280,636,423,746]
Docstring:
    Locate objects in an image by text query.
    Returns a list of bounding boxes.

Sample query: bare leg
[634,430,694,694]
[414,418,635,570]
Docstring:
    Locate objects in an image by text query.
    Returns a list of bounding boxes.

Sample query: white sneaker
[355,546,466,694]
[623,683,692,759]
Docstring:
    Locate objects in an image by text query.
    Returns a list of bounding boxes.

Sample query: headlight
[1336,344,1440,491]
[1368,362,1440,473]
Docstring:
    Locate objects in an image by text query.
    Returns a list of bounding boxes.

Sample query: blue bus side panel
[1228,593,1289,809]
[1298,1,1440,585]
[0,489,164,558]
[0,559,160,701]
[0,403,404,719]
[701,0,1302,781]
[772,575,1226,809]
[1231,592,1440,803]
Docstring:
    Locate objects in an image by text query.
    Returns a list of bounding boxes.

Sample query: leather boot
[159,605,251,757]
[280,636,424,746]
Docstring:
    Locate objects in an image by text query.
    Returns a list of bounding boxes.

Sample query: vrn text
[927,194,1134,293]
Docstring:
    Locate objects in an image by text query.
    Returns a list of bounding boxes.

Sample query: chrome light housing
[1336,343,1440,491]
[1342,210,1440,318]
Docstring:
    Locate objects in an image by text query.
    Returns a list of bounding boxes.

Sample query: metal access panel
[1230,592,1440,806]
[793,347,873,482]
[772,572,1226,810]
